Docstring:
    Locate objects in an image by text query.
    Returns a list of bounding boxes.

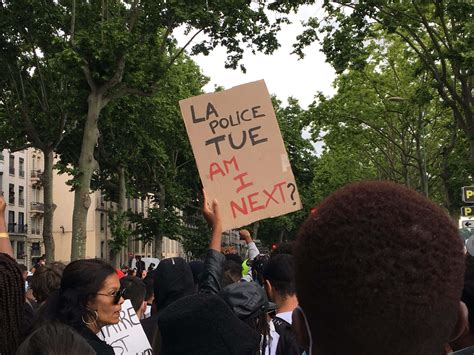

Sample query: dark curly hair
[295,181,465,355]
[0,253,25,355]
[40,259,116,331]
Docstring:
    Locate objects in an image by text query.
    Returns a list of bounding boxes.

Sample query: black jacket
[199,249,225,295]
[77,326,114,355]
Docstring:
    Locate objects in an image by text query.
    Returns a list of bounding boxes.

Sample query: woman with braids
[0,195,26,355]
[39,258,125,354]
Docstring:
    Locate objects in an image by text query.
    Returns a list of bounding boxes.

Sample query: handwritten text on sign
[98,299,152,355]
[180,80,302,230]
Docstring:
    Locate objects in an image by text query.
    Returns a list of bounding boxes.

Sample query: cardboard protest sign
[180,80,302,231]
[98,299,152,355]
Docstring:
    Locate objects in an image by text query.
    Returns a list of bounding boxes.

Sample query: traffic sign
[462,220,474,229]
[462,186,474,203]
[462,206,474,217]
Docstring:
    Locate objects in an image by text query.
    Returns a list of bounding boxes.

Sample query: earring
[82,310,99,326]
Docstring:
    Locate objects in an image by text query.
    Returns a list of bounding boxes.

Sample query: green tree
[0,2,86,261]
[295,1,473,165]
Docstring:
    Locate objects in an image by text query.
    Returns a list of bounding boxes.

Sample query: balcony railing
[31,169,43,178]
[7,224,28,234]
[30,202,45,212]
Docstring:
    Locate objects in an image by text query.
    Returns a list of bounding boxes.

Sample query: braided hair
[0,253,25,355]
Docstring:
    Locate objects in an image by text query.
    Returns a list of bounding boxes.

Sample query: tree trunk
[469,139,474,169]
[112,166,127,266]
[153,184,165,259]
[415,113,429,197]
[252,221,259,240]
[42,149,56,263]
[71,92,102,260]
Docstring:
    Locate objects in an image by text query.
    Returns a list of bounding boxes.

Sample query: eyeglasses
[96,288,125,304]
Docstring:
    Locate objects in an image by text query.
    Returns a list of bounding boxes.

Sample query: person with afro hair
[293,181,466,355]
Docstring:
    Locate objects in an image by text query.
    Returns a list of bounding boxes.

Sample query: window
[0,172,3,194]
[31,242,41,257]
[100,213,105,231]
[16,241,25,259]
[19,158,24,177]
[0,151,3,161]
[18,186,24,206]
[8,184,14,205]
[18,212,25,233]
[8,211,15,233]
[9,155,14,175]
[100,241,105,259]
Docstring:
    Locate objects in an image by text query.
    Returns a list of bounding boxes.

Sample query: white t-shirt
[265,311,293,355]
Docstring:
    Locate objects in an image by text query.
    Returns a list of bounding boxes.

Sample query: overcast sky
[175,5,336,109]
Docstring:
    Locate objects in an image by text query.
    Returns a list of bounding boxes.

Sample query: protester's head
[219,282,272,338]
[0,253,25,355]
[221,260,242,287]
[127,268,137,277]
[225,253,243,266]
[158,293,260,355]
[263,254,296,302]
[294,181,465,355]
[249,254,269,286]
[461,255,474,330]
[136,255,142,261]
[31,264,63,304]
[188,260,204,287]
[153,257,194,312]
[18,264,28,281]
[16,322,95,355]
[120,276,147,319]
[43,259,124,332]
[270,242,294,257]
[143,276,154,304]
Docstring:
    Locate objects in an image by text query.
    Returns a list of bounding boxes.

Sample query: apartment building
[0,148,44,267]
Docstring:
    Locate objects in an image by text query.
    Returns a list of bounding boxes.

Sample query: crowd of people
[0,181,473,354]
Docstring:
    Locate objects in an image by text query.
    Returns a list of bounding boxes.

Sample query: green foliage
[108,211,132,253]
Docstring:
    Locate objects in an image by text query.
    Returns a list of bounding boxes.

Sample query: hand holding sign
[180,80,302,231]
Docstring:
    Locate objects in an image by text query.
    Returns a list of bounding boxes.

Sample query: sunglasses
[96,288,125,304]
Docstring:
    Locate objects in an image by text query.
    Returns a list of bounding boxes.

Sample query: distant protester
[31,264,64,305]
[120,276,147,319]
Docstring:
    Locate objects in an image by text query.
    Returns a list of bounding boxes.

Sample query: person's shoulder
[451,346,474,355]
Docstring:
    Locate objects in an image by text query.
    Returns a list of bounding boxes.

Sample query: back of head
[158,293,260,355]
[222,260,243,287]
[263,254,296,298]
[120,276,146,312]
[270,242,294,257]
[41,259,116,330]
[153,257,194,311]
[462,255,474,330]
[16,322,95,355]
[295,181,465,355]
[31,264,63,304]
[0,253,24,355]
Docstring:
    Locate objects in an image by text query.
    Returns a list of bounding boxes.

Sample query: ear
[140,300,147,315]
[264,280,273,300]
[450,301,469,342]
[292,307,310,352]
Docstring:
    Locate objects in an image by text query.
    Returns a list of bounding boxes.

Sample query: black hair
[40,259,116,331]
[18,264,27,273]
[251,254,269,286]
[31,264,63,304]
[143,275,154,303]
[120,276,146,313]
[16,322,95,355]
[295,181,465,355]
[221,260,242,287]
[262,254,296,297]
[461,255,474,329]
[225,253,243,265]
[270,242,294,257]
[0,253,25,355]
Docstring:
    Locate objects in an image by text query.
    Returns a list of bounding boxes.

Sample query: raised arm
[0,195,14,258]
[199,190,225,294]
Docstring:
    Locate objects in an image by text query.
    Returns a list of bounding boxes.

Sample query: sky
[174,5,336,109]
